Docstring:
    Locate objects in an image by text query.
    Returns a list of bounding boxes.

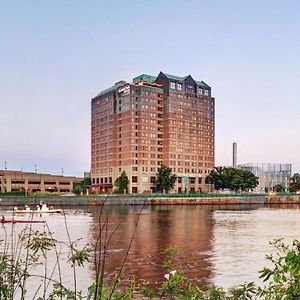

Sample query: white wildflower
[164,273,170,280]
[170,270,177,276]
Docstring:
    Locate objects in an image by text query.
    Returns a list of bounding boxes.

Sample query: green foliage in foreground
[2,228,300,299]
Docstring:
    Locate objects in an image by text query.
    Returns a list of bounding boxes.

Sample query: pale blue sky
[1,0,300,176]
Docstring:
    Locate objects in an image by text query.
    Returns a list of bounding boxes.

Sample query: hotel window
[176,83,182,91]
[204,89,209,96]
[198,87,203,95]
[170,82,176,89]
[186,85,194,93]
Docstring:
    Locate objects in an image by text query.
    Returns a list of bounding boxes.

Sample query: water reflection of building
[89,206,214,286]
[238,163,292,192]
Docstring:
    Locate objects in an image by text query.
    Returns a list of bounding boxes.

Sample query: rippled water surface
[1,204,300,297]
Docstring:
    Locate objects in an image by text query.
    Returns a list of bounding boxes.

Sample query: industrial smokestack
[233,142,237,168]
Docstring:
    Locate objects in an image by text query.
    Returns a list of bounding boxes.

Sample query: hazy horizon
[1,1,300,177]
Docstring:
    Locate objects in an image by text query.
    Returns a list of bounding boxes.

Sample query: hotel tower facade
[91,72,215,194]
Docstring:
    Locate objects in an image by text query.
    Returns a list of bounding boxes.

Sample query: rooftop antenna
[4,161,7,170]
[62,168,64,176]
[34,164,37,173]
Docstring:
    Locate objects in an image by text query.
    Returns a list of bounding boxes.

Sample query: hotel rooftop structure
[91,72,215,194]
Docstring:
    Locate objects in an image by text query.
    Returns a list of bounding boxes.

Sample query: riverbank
[0,194,299,206]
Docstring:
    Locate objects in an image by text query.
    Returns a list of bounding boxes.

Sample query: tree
[289,173,300,193]
[205,167,227,190]
[238,169,259,191]
[114,171,129,194]
[273,184,284,193]
[206,167,259,191]
[73,177,91,195]
[155,165,177,193]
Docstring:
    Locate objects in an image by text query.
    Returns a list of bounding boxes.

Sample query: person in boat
[42,203,49,211]
[1,215,5,221]
[25,205,30,211]
[39,201,43,210]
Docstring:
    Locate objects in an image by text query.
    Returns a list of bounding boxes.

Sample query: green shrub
[0,190,26,196]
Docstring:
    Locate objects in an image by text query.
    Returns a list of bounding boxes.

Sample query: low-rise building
[0,170,82,194]
[238,163,292,192]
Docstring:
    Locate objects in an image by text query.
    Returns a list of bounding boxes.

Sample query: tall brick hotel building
[91,72,215,194]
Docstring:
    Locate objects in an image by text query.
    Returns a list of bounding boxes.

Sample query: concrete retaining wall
[148,196,266,205]
[0,195,264,206]
[267,195,300,204]
[0,195,299,207]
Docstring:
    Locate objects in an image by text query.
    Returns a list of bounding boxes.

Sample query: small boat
[13,209,62,214]
[13,204,62,214]
[0,219,46,224]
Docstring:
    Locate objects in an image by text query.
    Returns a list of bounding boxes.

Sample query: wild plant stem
[63,210,78,299]
[108,203,145,300]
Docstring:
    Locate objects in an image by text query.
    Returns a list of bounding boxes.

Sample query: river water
[1,204,300,297]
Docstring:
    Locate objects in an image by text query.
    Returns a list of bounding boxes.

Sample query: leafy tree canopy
[114,171,129,194]
[289,173,300,193]
[155,165,177,193]
[273,184,284,193]
[73,177,91,194]
[206,166,259,191]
